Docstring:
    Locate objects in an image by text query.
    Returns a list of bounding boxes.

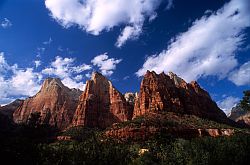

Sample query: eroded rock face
[105,126,234,141]
[0,99,23,119]
[72,72,133,129]
[13,78,81,129]
[229,105,250,126]
[133,71,227,123]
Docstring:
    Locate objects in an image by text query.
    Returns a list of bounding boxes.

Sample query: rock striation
[133,71,228,123]
[13,78,81,129]
[72,72,133,129]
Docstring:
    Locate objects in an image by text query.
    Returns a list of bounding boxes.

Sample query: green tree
[240,90,250,111]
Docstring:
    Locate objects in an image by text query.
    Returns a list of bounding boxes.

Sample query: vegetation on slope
[0,112,250,164]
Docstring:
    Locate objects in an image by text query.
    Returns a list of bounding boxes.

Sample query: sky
[0,0,249,115]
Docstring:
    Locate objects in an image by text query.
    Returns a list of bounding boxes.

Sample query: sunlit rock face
[13,78,81,130]
[72,72,133,129]
[133,71,228,123]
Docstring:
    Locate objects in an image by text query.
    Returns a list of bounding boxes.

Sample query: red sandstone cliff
[72,72,133,129]
[13,78,81,129]
[133,71,228,123]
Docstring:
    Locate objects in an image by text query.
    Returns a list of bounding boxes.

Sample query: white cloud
[91,53,122,76]
[10,68,42,96]
[1,18,12,28]
[0,53,42,105]
[34,60,41,68]
[217,96,240,115]
[45,0,164,47]
[0,53,92,105]
[42,56,91,90]
[137,0,250,82]
[0,52,11,72]
[61,77,85,90]
[116,25,142,48]
[229,61,250,86]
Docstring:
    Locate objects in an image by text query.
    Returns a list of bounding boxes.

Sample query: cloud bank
[0,53,42,104]
[0,51,122,105]
[137,0,250,85]
[45,0,169,47]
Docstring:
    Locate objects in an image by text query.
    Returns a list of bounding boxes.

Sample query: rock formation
[124,92,137,106]
[0,99,23,119]
[13,78,81,129]
[72,72,133,129]
[229,105,250,125]
[105,112,235,141]
[133,71,228,123]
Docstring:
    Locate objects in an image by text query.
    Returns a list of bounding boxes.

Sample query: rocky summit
[72,72,133,129]
[133,71,228,123]
[13,78,82,129]
[10,71,233,130]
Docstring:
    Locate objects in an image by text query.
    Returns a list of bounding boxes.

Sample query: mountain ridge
[1,71,238,130]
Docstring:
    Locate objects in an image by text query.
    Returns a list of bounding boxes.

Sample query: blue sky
[0,0,249,114]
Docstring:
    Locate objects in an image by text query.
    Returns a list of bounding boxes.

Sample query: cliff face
[133,71,227,123]
[229,105,250,125]
[105,112,235,141]
[13,78,81,129]
[72,72,133,129]
[0,99,23,119]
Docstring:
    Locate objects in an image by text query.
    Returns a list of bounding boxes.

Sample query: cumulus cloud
[42,56,91,90]
[1,18,12,28]
[0,53,42,105]
[137,0,250,82]
[0,53,93,105]
[45,0,164,47]
[217,96,240,115]
[91,53,122,76]
[229,61,250,86]
[10,68,42,96]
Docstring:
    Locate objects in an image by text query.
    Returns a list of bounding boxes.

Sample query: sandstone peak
[91,71,103,78]
[133,71,228,123]
[40,77,64,91]
[72,72,133,129]
[13,77,82,129]
[167,71,186,86]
